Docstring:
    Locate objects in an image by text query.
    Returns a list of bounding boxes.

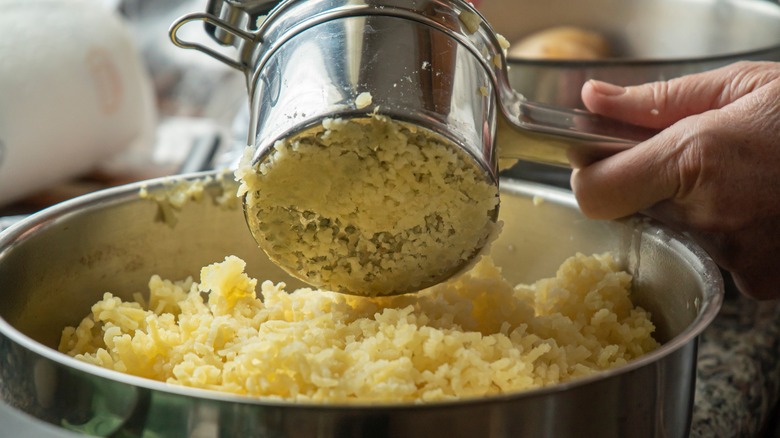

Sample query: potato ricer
[169,0,655,296]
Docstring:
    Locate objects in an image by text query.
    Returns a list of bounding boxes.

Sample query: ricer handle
[496,90,659,168]
[169,0,281,71]
[169,12,257,72]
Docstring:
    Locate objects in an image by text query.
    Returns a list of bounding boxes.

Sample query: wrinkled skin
[572,61,780,300]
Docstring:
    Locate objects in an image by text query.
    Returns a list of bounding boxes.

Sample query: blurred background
[1,0,780,436]
[0,0,247,221]
[3,0,780,218]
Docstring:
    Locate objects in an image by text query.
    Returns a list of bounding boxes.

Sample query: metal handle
[205,0,282,44]
[169,12,257,72]
[496,90,659,168]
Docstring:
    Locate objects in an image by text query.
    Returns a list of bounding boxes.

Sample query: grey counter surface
[691,284,780,437]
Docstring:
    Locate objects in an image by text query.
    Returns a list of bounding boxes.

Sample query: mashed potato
[509,26,611,60]
[59,253,659,403]
[236,115,499,297]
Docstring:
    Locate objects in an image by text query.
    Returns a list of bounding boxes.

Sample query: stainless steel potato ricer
[169,0,656,295]
[170,0,655,174]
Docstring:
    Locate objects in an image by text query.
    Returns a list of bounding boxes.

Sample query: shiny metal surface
[167,0,662,295]
[170,0,780,164]
[170,0,658,171]
[0,172,723,437]
[247,12,497,177]
[0,402,81,438]
[480,0,780,108]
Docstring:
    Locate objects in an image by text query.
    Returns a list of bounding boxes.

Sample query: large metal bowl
[480,0,780,108]
[0,173,723,437]
[486,0,780,186]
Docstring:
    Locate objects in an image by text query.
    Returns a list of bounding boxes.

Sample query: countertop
[691,280,780,437]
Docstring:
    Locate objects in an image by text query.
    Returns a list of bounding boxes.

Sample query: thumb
[570,122,691,219]
[581,61,778,129]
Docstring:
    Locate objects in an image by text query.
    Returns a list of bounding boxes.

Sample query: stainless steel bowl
[0,172,723,437]
[480,0,780,108]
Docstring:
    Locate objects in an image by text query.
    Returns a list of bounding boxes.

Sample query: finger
[731,270,779,301]
[677,216,780,301]
[570,123,690,220]
[581,61,779,129]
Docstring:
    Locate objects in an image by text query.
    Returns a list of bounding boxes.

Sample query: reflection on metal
[169,0,658,175]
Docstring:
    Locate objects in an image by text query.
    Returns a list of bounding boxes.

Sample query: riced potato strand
[59,253,660,403]
[235,115,500,296]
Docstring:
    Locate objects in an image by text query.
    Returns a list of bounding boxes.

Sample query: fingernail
[589,80,626,96]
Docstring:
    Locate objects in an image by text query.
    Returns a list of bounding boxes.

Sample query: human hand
[572,61,780,300]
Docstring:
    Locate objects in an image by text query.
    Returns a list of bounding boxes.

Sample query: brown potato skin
[509,26,611,60]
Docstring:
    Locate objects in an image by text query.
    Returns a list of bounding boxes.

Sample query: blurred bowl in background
[480,0,780,108]
[485,0,780,186]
